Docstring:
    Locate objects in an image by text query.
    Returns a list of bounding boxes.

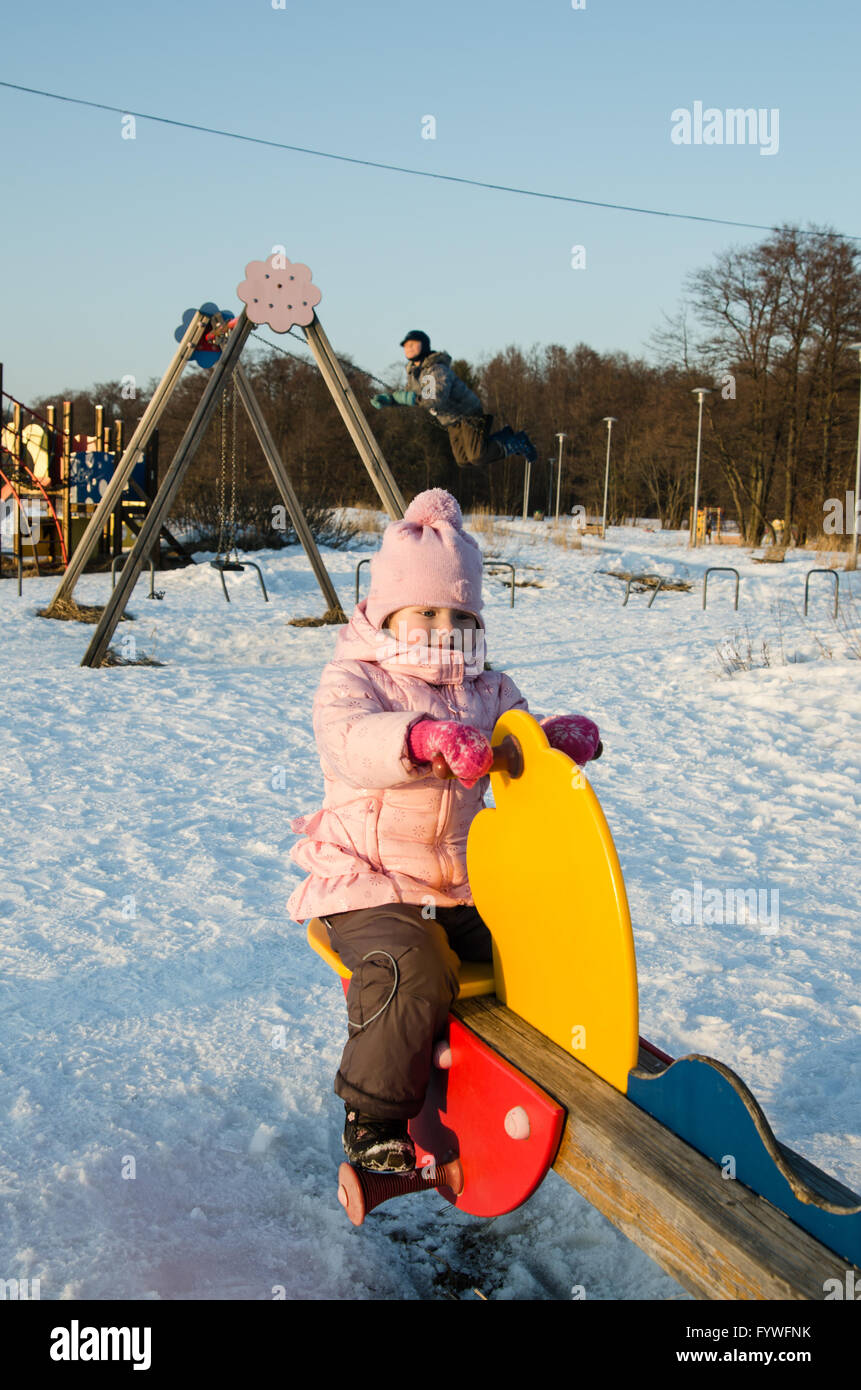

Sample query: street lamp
[522,455,532,522]
[690,387,711,547]
[546,460,555,516]
[847,344,861,571]
[555,433,566,521]
[601,417,617,539]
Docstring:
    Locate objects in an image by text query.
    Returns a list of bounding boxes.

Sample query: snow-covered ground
[1,518,859,1300]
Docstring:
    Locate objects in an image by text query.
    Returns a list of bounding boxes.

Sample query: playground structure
[310,711,861,1298]
[0,372,165,578]
[13,251,858,1296]
[688,505,726,543]
[40,259,409,666]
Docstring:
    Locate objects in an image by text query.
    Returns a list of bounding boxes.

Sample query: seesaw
[308,710,861,1299]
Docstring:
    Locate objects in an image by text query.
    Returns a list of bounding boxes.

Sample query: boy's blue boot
[501,430,537,462]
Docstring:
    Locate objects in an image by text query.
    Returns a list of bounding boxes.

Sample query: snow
[1,519,859,1300]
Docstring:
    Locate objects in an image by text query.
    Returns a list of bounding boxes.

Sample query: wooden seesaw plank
[628,1055,860,1265]
[454,993,861,1301]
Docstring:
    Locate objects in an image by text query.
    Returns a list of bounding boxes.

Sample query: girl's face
[385,605,478,648]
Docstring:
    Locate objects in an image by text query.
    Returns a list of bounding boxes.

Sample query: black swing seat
[209,554,270,603]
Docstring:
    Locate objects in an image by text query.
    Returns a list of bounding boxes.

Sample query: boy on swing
[371,331,538,470]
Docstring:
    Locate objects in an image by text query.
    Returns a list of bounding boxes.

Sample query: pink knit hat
[365,489,484,630]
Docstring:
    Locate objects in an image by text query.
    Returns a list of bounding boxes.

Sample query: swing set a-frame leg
[233,364,346,622]
[45,310,210,616]
[303,315,406,520]
[80,313,254,668]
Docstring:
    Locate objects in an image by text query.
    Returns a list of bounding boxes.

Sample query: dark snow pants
[322,903,493,1120]
[447,413,506,468]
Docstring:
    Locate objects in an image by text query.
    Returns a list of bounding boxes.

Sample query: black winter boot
[342,1106,416,1172]
[507,430,537,463]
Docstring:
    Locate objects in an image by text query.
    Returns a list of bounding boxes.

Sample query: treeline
[33,225,861,546]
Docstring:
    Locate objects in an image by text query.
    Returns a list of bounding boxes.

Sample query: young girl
[287,490,601,1172]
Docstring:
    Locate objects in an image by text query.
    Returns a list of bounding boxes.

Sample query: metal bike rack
[111,553,163,600]
[703,567,740,611]
[3,508,39,596]
[483,559,516,608]
[622,574,664,609]
[209,557,268,604]
[803,568,839,619]
[355,556,371,602]
[357,555,517,609]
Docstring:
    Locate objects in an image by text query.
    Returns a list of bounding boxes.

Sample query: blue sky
[1,0,859,405]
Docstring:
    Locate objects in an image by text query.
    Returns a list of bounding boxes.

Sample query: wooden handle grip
[431,735,523,782]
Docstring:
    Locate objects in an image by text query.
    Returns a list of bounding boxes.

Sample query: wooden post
[81,312,253,668]
[302,315,406,519]
[144,430,158,501]
[233,364,345,620]
[61,400,72,568]
[46,311,207,613]
[0,361,3,577]
[11,403,22,573]
[94,404,104,453]
[45,405,56,474]
[455,994,860,1300]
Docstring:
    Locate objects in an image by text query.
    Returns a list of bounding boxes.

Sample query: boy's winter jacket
[405,351,483,428]
[286,600,528,923]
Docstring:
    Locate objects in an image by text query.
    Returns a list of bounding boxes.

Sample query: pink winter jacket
[286,601,529,923]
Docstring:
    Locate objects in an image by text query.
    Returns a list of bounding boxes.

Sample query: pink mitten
[407,719,493,788]
[541,714,602,764]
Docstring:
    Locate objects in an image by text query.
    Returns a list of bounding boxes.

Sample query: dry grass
[470,515,512,550]
[288,607,348,627]
[37,598,134,624]
[465,506,504,543]
[548,522,583,550]
[466,506,494,532]
[345,502,385,534]
[102,648,165,667]
[715,626,773,675]
[600,570,692,594]
[809,531,848,551]
[807,537,845,568]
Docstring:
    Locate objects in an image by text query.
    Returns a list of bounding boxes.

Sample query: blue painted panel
[628,1057,861,1268]
[69,452,146,506]
[175,303,233,368]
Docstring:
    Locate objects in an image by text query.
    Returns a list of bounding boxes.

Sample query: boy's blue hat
[400,330,431,354]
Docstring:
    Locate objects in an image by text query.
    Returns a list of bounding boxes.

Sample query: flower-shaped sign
[174,303,235,368]
[236,256,321,333]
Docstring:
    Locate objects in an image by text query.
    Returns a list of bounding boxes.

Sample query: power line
[2,79,858,242]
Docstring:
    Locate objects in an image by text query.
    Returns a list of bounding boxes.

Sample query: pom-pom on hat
[365,488,484,630]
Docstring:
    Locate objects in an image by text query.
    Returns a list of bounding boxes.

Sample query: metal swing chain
[227,381,238,557]
[216,386,229,560]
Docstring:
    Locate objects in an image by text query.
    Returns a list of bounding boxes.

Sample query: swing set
[42,258,407,664]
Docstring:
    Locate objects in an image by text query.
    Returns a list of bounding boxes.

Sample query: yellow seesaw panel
[467,710,639,1093]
